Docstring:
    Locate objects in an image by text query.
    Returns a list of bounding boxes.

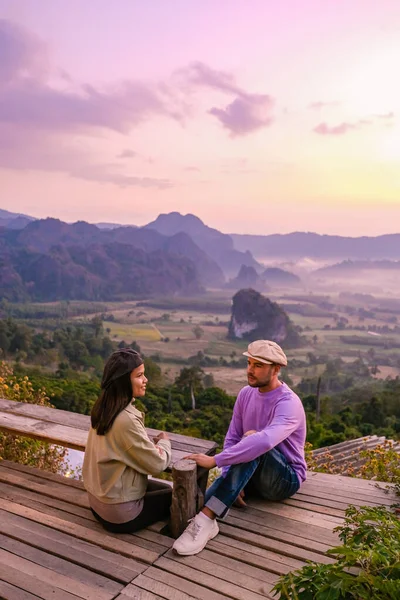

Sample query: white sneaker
[172,513,219,555]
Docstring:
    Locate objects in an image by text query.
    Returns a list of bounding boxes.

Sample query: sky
[0,0,399,236]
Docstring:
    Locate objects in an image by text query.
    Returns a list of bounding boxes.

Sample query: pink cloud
[374,112,395,119]
[0,19,275,186]
[117,149,137,159]
[0,124,172,189]
[210,94,273,136]
[0,19,184,134]
[314,113,394,136]
[314,122,355,135]
[70,165,172,189]
[0,78,179,134]
[177,61,275,136]
[178,61,242,96]
[314,121,363,135]
[0,19,182,187]
[0,19,49,84]
[308,101,341,110]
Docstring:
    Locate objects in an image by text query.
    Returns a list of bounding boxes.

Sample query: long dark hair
[91,348,143,435]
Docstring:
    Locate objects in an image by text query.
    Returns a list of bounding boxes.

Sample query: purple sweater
[214,383,307,483]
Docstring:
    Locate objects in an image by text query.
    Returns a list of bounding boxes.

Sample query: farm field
[7,288,400,392]
[69,291,400,388]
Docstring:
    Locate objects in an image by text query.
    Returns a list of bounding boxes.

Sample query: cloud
[176,61,275,136]
[117,149,137,159]
[183,166,200,172]
[0,124,172,189]
[1,21,274,140]
[177,61,242,96]
[0,19,184,134]
[314,113,394,136]
[374,112,395,119]
[70,165,172,189]
[0,19,49,84]
[0,19,274,187]
[0,19,181,187]
[314,122,358,135]
[0,78,179,134]
[308,101,341,110]
[210,93,274,136]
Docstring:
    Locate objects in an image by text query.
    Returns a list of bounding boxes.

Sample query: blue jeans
[205,447,300,518]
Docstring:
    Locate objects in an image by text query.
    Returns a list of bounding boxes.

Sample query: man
[172,339,307,556]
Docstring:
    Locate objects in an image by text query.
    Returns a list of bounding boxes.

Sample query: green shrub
[274,505,400,600]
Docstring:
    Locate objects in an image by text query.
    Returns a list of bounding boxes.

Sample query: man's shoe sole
[173,524,219,556]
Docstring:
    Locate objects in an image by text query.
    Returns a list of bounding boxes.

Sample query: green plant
[359,442,400,484]
[274,505,400,599]
[306,441,400,484]
[0,361,67,474]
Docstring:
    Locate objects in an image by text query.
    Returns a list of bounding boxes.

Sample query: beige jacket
[82,402,172,503]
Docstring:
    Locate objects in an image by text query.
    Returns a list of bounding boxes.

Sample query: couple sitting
[83,339,307,556]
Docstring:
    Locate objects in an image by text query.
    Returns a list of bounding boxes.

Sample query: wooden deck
[0,459,397,600]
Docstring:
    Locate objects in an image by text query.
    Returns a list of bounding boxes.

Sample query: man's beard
[248,376,272,388]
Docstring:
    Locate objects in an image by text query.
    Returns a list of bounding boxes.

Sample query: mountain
[228,288,302,347]
[3,206,400,264]
[226,265,262,290]
[227,265,301,292]
[161,231,224,286]
[313,260,400,277]
[262,267,301,286]
[0,209,33,220]
[231,232,400,260]
[0,240,202,301]
[145,212,261,277]
[5,218,224,288]
[0,218,223,301]
[0,208,35,230]
[95,222,137,230]
[7,219,100,253]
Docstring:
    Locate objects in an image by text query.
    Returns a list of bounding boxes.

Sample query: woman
[83,347,172,533]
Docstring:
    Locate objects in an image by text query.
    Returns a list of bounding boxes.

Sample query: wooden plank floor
[0,460,397,600]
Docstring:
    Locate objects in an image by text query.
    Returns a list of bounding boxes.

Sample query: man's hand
[184,453,216,469]
[243,430,257,437]
[153,432,169,444]
[233,490,247,508]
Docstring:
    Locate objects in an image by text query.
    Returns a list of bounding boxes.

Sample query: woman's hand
[184,453,216,469]
[153,432,169,443]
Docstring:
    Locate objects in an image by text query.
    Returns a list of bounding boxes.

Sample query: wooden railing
[0,398,217,536]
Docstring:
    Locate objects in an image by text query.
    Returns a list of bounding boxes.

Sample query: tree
[192,325,204,340]
[203,373,215,388]
[174,366,204,410]
[0,362,67,473]
[91,316,103,338]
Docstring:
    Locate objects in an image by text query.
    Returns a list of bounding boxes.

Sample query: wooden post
[170,459,197,538]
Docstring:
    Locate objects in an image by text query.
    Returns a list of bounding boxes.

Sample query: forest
[1,309,399,452]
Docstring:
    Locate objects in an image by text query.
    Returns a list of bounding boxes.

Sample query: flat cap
[243,340,288,366]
